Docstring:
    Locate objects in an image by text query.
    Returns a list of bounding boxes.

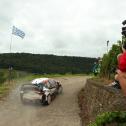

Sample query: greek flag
[12,26,25,39]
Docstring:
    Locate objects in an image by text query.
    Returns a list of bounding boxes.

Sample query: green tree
[100,41,122,79]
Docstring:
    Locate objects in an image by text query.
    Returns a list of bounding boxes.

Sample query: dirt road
[0,76,87,126]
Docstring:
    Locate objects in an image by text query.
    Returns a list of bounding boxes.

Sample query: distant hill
[0,53,97,74]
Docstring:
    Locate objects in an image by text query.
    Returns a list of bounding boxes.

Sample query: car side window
[45,82,51,88]
[48,79,57,88]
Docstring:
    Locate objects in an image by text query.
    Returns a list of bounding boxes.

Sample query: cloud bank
[0,0,125,57]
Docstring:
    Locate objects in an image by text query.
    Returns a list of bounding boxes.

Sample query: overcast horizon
[0,0,125,58]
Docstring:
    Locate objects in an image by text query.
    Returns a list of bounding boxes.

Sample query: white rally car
[20,78,63,105]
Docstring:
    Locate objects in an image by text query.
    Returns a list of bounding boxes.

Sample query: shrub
[89,112,126,126]
[0,71,6,84]
[100,41,122,79]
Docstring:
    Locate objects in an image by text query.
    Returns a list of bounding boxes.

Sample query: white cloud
[0,0,126,57]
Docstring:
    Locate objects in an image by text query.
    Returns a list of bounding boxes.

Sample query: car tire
[58,86,63,94]
[20,94,25,104]
[41,94,46,105]
[46,94,51,105]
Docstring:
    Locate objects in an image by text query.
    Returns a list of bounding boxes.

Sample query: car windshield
[34,83,46,90]
[21,84,39,91]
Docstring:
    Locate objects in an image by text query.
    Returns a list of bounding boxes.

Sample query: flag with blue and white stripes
[12,26,25,39]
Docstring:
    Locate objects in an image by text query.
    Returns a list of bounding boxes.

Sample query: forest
[0,53,96,74]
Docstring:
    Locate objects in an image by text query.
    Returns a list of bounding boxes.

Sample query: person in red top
[116,42,126,95]
[118,48,126,72]
[108,43,126,90]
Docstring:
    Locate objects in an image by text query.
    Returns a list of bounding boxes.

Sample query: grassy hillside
[0,53,96,74]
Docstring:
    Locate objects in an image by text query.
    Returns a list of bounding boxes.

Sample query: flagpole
[8,26,25,84]
[10,29,13,53]
[9,29,13,84]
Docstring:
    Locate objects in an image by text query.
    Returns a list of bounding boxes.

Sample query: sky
[0,0,125,57]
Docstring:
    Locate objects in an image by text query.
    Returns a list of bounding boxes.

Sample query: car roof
[31,78,50,84]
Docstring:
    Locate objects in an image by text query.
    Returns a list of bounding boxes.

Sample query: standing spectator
[92,58,101,76]
[92,62,98,76]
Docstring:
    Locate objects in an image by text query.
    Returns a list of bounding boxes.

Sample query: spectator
[108,54,122,89]
[92,58,101,76]
[116,42,126,95]
[92,62,98,76]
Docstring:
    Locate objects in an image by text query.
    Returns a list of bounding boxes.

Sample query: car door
[48,79,57,95]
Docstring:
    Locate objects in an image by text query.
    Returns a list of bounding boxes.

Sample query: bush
[100,41,122,79]
[0,71,6,84]
[89,112,126,126]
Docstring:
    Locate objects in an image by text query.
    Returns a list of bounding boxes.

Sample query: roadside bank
[78,79,126,126]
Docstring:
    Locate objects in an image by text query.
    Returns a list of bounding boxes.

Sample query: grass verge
[0,71,88,99]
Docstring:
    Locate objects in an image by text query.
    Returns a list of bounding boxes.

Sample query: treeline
[0,53,96,74]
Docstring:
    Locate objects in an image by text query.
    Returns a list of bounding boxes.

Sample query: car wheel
[58,86,63,94]
[46,94,51,105]
[20,94,25,104]
[41,95,46,104]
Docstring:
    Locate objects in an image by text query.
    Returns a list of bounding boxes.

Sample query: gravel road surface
[0,76,87,126]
